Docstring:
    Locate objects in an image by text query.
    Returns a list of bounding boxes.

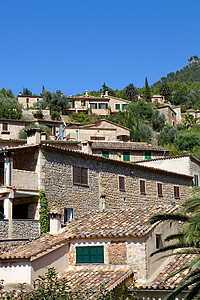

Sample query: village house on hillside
[0,129,193,241]
[0,205,179,293]
[17,92,43,109]
[66,90,130,115]
[156,105,177,126]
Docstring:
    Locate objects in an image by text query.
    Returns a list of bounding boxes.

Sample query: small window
[122,104,127,110]
[173,121,175,126]
[123,152,130,162]
[64,208,73,223]
[119,176,125,191]
[25,98,29,103]
[174,186,180,199]
[98,103,108,109]
[140,180,146,195]
[90,103,97,109]
[145,152,151,160]
[157,183,163,197]
[91,136,105,141]
[156,234,163,249]
[73,166,88,186]
[81,100,86,106]
[2,123,8,131]
[194,175,199,187]
[115,104,120,110]
[76,246,104,264]
[172,112,174,117]
[102,151,109,158]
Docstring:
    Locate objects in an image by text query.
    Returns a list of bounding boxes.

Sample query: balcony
[11,169,38,190]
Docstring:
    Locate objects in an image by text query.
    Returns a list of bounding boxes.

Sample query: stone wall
[12,169,38,189]
[42,149,192,219]
[13,148,39,171]
[0,220,39,240]
[108,241,127,265]
[0,220,9,239]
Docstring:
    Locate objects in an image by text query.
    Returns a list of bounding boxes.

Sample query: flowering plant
[39,189,49,235]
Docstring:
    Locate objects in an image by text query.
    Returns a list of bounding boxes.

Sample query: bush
[33,109,44,119]
[51,110,60,120]
[174,132,200,151]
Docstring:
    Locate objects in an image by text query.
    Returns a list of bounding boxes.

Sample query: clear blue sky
[1,0,200,96]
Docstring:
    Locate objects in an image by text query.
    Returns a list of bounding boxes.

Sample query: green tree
[157,125,177,146]
[102,82,116,97]
[19,124,51,140]
[152,109,166,131]
[149,196,200,300]
[143,77,151,102]
[183,113,195,129]
[40,90,69,114]
[125,83,137,101]
[174,132,200,151]
[159,81,172,101]
[22,88,32,95]
[0,94,22,120]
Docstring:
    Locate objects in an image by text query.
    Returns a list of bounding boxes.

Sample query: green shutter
[194,175,199,187]
[72,100,75,108]
[95,103,97,109]
[115,104,120,110]
[106,103,108,109]
[76,246,104,264]
[123,152,130,161]
[145,152,151,160]
[98,103,101,109]
[102,151,109,158]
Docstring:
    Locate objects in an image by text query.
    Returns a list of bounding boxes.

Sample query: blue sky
[1,0,200,96]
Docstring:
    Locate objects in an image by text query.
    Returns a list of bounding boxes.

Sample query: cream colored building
[151,94,165,104]
[65,119,131,142]
[67,91,130,116]
[18,92,43,109]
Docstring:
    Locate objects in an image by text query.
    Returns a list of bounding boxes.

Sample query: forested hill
[152,56,200,88]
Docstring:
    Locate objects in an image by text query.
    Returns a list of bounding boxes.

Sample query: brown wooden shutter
[157,183,163,196]
[73,166,81,184]
[140,180,146,194]
[119,176,125,191]
[81,167,88,185]
[174,186,180,198]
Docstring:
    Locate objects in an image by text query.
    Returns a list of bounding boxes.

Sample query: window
[81,100,86,106]
[76,246,104,264]
[70,100,75,108]
[140,180,146,194]
[123,152,130,162]
[172,112,174,117]
[102,151,109,158]
[91,136,105,141]
[194,175,199,187]
[115,104,120,110]
[25,98,29,103]
[90,103,97,109]
[119,176,125,191]
[98,103,108,109]
[122,104,127,110]
[174,186,180,199]
[173,121,175,126]
[73,166,88,185]
[145,152,151,160]
[64,208,73,223]
[156,234,163,249]
[157,183,163,197]
[2,123,8,131]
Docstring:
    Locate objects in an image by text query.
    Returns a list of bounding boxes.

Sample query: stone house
[90,141,170,162]
[18,92,43,109]
[0,119,33,140]
[64,119,131,142]
[66,91,130,116]
[0,130,193,240]
[151,95,165,104]
[0,205,179,293]
[135,155,200,187]
[156,105,177,126]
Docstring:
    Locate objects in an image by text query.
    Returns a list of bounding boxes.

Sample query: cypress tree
[144,77,152,102]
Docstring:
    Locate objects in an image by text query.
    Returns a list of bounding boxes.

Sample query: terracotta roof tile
[62,206,177,240]
[137,254,197,290]
[61,266,134,297]
[91,141,169,151]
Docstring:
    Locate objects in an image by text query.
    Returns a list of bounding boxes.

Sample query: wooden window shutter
[73,166,81,184]
[157,183,163,197]
[119,176,125,191]
[81,167,88,185]
[174,186,180,199]
[140,180,146,194]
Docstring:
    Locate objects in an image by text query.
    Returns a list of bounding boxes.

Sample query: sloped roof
[0,234,68,260]
[61,266,134,297]
[135,154,200,165]
[91,141,169,151]
[62,206,177,240]
[137,254,197,291]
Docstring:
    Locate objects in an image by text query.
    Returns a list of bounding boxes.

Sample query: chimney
[19,92,22,95]
[85,90,88,97]
[105,91,108,97]
[49,209,63,234]
[25,128,42,145]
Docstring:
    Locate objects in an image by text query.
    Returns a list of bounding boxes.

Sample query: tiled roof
[63,206,177,240]
[137,254,197,290]
[91,141,169,151]
[135,154,200,164]
[61,266,134,297]
[0,234,68,260]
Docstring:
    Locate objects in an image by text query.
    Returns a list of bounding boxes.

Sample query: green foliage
[102,82,116,97]
[18,124,51,140]
[50,110,60,120]
[152,109,166,131]
[39,190,49,235]
[149,196,200,300]
[174,132,200,151]
[22,88,32,95]
[69,112,99,124]
[40,90,69,114]
[143,77,151,102]
[157,125,177,146]
[0,88,15,98]
[0,267,138,299]
[0,94,22,120]
[159,81,172,101]
[33,109,44,119]
[125,83,137,101]
[132,121,152,143]
[183,113,195,129]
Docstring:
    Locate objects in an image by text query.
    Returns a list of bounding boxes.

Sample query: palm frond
[165,232,184,242]
[183,197,200,212]
[150,243,190,257]
[149,213,189,224]
[184,281,200,300]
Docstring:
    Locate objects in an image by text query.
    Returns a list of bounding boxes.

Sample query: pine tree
[143,77,151,102]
